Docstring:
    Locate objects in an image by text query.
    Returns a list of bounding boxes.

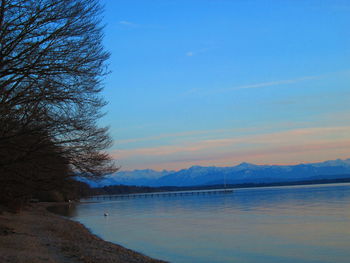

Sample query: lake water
[55,183,350,263]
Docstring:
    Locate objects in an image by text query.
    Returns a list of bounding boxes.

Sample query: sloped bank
[0,203,166,263]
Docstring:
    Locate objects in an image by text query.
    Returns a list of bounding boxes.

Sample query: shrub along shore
[0,203,166,263]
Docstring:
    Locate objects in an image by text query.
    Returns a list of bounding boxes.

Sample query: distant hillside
[77,158,350,187]
[77,169,174,187]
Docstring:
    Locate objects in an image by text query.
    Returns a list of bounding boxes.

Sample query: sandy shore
[0,203,166,263]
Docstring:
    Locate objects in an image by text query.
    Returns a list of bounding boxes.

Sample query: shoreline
[0,202,166,263]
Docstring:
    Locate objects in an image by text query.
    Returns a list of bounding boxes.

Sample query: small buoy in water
[104,212,109,216]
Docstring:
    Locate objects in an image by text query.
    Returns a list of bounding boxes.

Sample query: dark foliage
[92,185,164,195]
[34,180,93,202]
[91,176,350,196]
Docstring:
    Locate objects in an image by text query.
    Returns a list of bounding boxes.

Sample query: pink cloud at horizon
[110,126,350,171]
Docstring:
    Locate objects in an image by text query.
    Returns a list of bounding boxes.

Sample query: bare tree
[0,0,117,205]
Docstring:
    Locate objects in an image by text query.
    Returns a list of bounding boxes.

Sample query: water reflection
[62,184,350,263]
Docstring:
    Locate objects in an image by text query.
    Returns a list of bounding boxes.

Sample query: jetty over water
[90,189,234,200]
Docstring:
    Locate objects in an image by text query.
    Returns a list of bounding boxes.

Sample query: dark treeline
[32,180,93,203]
[90,176,350,196]
[0,0,117,211]
[92,185,164,196]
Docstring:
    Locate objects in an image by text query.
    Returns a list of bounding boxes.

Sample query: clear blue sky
[99,0,350,170]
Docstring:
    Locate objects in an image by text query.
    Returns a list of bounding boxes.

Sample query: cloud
[118,20,166,30]
[214,75,317,94]
[111,126,350,170]
[118,20,139,27]
[231,76,317,91]
[118,130,212,145]
[117,126,266,146]
[188,68,350,96]
[183,74,321,97]
[186,47,212,57]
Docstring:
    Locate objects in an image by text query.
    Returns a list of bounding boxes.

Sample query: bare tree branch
[0,0,118,206]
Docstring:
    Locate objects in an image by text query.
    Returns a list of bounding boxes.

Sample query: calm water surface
[59,184,350,263]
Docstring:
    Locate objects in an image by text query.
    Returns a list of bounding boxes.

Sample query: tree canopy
[0,0,117,207]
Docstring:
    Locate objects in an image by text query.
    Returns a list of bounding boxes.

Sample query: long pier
[90,189,234,200]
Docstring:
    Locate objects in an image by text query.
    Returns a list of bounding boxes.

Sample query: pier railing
[89,189,234,200]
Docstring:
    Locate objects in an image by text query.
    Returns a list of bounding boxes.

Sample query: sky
[99,0,350,171]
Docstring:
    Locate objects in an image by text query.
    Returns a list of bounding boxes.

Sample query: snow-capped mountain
[77,169,174,187]
[78,158,350,187]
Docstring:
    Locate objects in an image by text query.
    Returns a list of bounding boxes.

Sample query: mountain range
[78,158,350,188]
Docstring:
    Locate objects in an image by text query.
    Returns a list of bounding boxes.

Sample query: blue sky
[99,0,350,170]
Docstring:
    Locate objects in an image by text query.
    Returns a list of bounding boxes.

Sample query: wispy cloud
[184,75,319,97]
[229,76,317,91]
[182,69,350,97]
[111,126,350,170]
[118,130,213,144]
[186,47,213,57]
[117,126,271,146]
[118,20,166,29]
[118,20,139,27]
[115,126,350,158]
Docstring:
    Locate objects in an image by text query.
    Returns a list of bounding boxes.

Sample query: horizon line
[116,156,350,173]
